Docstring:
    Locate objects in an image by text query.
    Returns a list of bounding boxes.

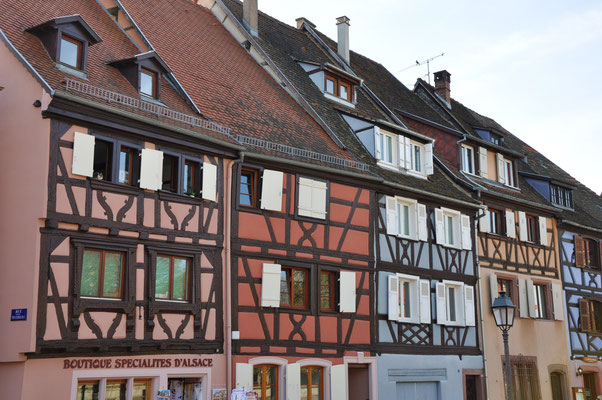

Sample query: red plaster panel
[267,249,287,256]
[204,206,218,235]
[357,293,369,316]
[279,314,293,341]
[348,320,370,344]
[319,317,338,343]
[239,313,266,339]
[350,207,369,227]
[239,347,261,353]
[238,213,272,241]
[296,347,315,354]
[269,346,287,353]
[200,273,213,303]
[329,203,351,224]
[51,237,70,257]
[330,183,357,202]
[348,259,369,267]
[237,283,255,307]
[202,309,216,340]
[340,230,369,255]
[295,252,313,259]
[328,226,344,250]
[320,256,342,263]
[50,263,69,298]
[143,198,154,227]
[44,304,64,341]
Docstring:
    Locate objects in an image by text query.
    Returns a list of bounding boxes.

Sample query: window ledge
[90,178,141,195]
[158,190,203,205]
[323,92,355,108]
[141,95,166,107]
[57,63,88,80]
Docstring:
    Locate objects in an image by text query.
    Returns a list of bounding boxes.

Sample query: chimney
[295,17,316,30]
[243,0,258,37]
[336,16,350,64]
[433,70,451,105]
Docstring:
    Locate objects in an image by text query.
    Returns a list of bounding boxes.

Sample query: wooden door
[584,373,597,400]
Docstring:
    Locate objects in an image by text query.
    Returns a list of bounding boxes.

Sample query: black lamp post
[491,291,516,400]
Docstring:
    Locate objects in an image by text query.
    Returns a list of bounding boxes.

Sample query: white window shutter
[496,153,505,184]
[479,207,490,233]
[297,177,313,217]
[311,180,328,219]
[424,143,434,175]
[235,363,253,391]
[419,279,431,324]
[538,216,548,246]
[518,211,528,241]
[261,263,281,308]
[479,147,488,178]
[139,148,164,191]
[489,274,498,306]
[330,365,347,400]
[518,279,528,318]
[505,210,516,238]
[404,137,412,169]
[436,282,446,325]
[201,162,217,201]
[385,196,398,236]
[552,283,564,321]
[435,208,445,245]
[374,126,382,159]
[464,286,476,327]
[388,275,399,321]
[260,169,284,211]
[72,132,95,177]
[286,363,300,400]
[397,135,405,168]
[339,271,356,313]
[461,214,472,250]
[417,203,428,241]
[526,279,537,318]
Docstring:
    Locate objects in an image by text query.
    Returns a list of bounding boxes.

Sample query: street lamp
[491,291,516,400]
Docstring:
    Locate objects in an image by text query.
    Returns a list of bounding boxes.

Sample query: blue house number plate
[11,308,27,321]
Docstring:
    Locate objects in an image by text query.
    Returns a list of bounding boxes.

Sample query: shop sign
[63,357,213,369]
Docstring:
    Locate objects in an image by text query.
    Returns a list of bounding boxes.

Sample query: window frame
[526,214,539,243]
[395,273,421,324]
[58,33,84,70]
[502,356,541,400]
[442,209,461,248]
[395,197,418,239]
[378,130,397,166]
[253,364,279,400]
[487,208,504,236]
[158,149,204,198]
[584,238,601,269]
[279,266,309,310]
[90,133,142,187]
[550,184,574,209]
[532,281,550,319]
[77,380,100,399]
[79,248,126,300]
[140,67,158,99]
[503,159,515,187]
[461,144,476,175]
[319,270,336,312]
[324,72,354,103]
[409,140,424,173]
[239,167,260,209]
[442,280,465,326]
[301,366,324,400]
[154,254,192,302]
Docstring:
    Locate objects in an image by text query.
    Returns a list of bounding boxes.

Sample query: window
[550,185,574,209]
[280,266,308,309]
[397,275,420,323]
[140,68,157,98]
[436,208,470,250]
[325,76,336,95]
[461,145,475,174]
[301,366,323,400]
[81,249,125,299]
[502,357,541,400]
[525,215,538,243]
[253,365,278,400]
[389,274,430,324]
[93,139,113,181]
[88,137,140,186]
[297,177,328,219]
[183,160,200,196]
[240,168,259,207]
[446,284,460,323]
[533,283,548,319]
[155,255,190,301]
[77,381,99,400]
[490,133,501,145]
[339,81,351,101]
[385,196,426,241]
[118,146,135,185]
[437,280,474,326]
[132,379,151,400]
[106,379,127,400]
[497,279,514,301]
[320,271,335,311]
[585,239,600,269]
[443,214,455,247]
[504,159,515,187]
[487,208,503,235]
[580,298,602,334]
[324,73,353,102]
[59,35,83,69]
[162,154,179,192]
[379,131,395,164]
[409,141,422,173]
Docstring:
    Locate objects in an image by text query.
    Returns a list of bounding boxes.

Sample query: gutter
[560,219,602,235]
[0,29,54,95]
[473,209,490,400]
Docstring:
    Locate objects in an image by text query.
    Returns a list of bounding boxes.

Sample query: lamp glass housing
[491,291,516,330]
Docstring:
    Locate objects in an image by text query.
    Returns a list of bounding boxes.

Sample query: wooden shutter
[261,263,281,307]
[518,279,529,318]
[397,135,405,168]
[417,203,428,241]
[330,364,348,400]
[518,211,528,241]
[461,214,472,250]
[385,196,398,236]
[297,177,313,217]
[260,169,284,211]
[339,271,356,313]
[464,285,476,327]
[72,132,95,177]
[551,283,564,321]
[496,153,505,184]
[139,148,164,191]
[404,136,412,170]
[435,208,445,245]
[374,126,382,159]
[424,143,434,175]
[479,147,488,178]
[235,363,253,391]
[436,282,446,325]
[526,279,537,318]
[201,162,217,201]
[575,236,586,267]
[489,274,498,306]
[479,207,490,233]
[580,298,592,333]
[419,279,431,324]
[311,179,328,219]
[286,363,300,400]
[388,275,399,321]
[505,210,516,238]
[538,216,548,246]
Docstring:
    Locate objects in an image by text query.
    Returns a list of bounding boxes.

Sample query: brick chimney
[243,0,258,37]
[295,17,316,30]
[336,16,350,64]
[434,70,451,105]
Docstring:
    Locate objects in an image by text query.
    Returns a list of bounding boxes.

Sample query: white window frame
[385,196,426,241]
[442,280,465,326]
[503,159,515,187]
[461,144,476,175]
[408,140,424,174]
[396,197,417,239]
[395,273,420,324]
[377,130,397,166]
[442,208,461,248]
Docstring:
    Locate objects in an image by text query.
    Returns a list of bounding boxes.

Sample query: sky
[258,0,602,195]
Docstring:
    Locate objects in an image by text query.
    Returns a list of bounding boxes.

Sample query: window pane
[93,140,112,181]
[280,270,291,305]
[155,256,170,299]
[402,205,410,236]
[183,162,196,196]
[320,273,332,309]
[402,281,411,318]
[326,78,335,94]
[293,270,306,306]
[162,156,177,192]
[77,382,99,400]
[172,258,189,300]
[60,37,79,68]
[448,287,456,322]
[413,145,421,172]
[118,148,132,184]
[103,252,123,298]
[446,215,454,245]
[105,382,126,400]
[81,250,101,297]
[253,366,263,390]
[240,173,252,205]
[132,381,149,400]
[385,136,393,163]
[340,84,348,100]
[140,70,155,97]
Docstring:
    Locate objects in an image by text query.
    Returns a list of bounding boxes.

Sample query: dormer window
[140,68,157,98]
[324,72,354,102]
[108,52,172,101]
[496,154,516,188]
[374,127,433,177]
[59,35,83,69]
[461,144,475,175]
[297,61,359,107]
[550,184,574,208]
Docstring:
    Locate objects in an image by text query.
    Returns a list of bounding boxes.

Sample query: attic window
[59,35,83,69]
[325,73,353,102]
[550,184,574,209]
[140,68,157,98]
[108,52,170,101]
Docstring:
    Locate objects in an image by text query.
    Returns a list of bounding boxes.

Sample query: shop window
[59,35,83,69]
[168,378,203,400]
[132,379,151,400]
[320,270,336,311]
[77,380,99,400]
[105,380,127,400]
[253,364,279,400]
[155,255,191,301]
[81,249,125,299]
[301,366,323,400]
[280,266,308,309]
[240,168,259,208]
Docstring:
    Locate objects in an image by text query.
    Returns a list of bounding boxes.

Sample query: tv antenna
[398,52,445,84]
